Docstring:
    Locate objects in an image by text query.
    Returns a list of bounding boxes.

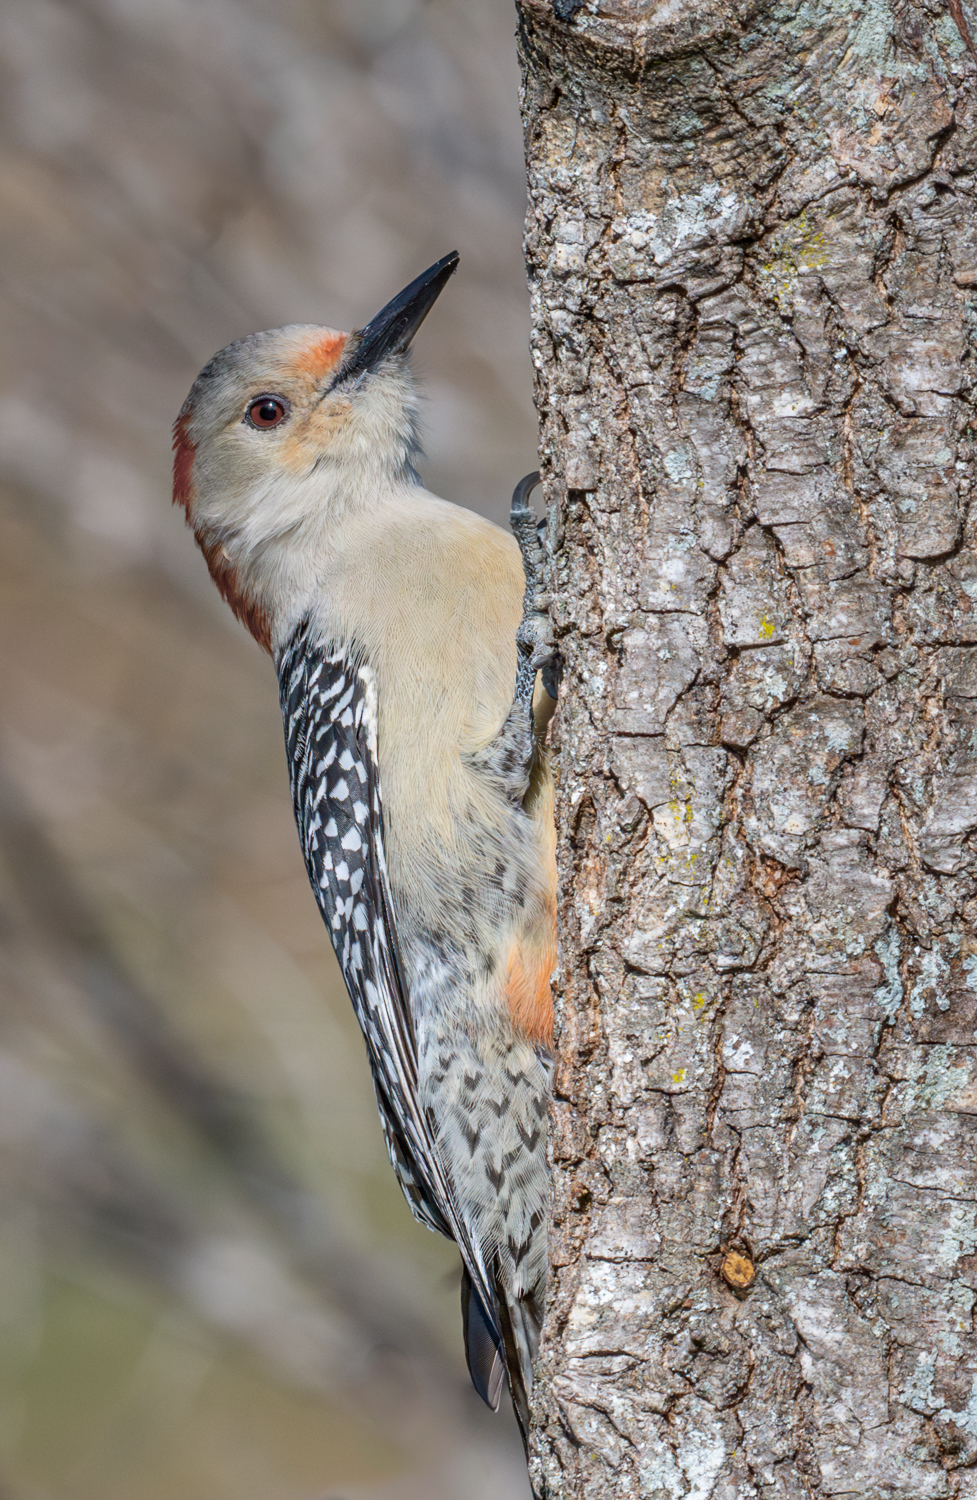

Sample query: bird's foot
[510,473,559,705]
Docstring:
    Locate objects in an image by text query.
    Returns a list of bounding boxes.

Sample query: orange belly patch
[505,780,558,1046]
[504,928,556,1046]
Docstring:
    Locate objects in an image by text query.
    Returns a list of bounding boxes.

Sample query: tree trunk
[517,2,977,1496]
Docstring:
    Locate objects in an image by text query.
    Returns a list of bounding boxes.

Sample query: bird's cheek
[278,402,353,472]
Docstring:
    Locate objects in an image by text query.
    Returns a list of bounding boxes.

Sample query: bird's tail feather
[461,1259,543,1449]
[495,1275,543,1448]
[461,1264,506,1410]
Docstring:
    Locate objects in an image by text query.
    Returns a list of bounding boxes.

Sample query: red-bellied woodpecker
[173,253,557,1435]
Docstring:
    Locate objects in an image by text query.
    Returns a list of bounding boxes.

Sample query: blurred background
[0,0,538,1495]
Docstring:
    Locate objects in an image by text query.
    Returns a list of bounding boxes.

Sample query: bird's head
[173,252,459,650]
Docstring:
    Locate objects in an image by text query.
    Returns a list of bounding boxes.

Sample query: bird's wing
[277,619,503,1381]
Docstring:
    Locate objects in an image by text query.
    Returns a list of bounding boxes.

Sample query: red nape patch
[172,411,271,654]
[197,533,272,655]
[172,412,195,514]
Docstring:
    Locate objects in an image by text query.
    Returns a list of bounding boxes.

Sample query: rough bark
[518,2,977,1496]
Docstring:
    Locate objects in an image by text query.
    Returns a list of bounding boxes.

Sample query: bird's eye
[246,396,289,429]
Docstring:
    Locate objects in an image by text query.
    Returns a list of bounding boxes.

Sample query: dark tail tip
[495,1282,543,1452]
[461,1265,505,1411]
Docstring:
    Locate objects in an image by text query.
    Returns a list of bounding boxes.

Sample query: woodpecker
[173,253,557,1435]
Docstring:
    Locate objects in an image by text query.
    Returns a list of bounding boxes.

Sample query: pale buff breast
[309,491,526,870]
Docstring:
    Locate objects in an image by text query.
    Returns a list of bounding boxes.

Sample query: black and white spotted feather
[277,617,504,1388]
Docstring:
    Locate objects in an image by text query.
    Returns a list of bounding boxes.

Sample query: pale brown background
[0,1,537,1495]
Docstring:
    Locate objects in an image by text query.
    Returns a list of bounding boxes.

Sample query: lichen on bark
[517,1,977,1495]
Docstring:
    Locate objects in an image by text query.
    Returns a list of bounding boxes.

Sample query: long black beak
[333,251,459,385]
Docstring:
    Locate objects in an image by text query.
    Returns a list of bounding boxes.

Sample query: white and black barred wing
[277,620,497,1314]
